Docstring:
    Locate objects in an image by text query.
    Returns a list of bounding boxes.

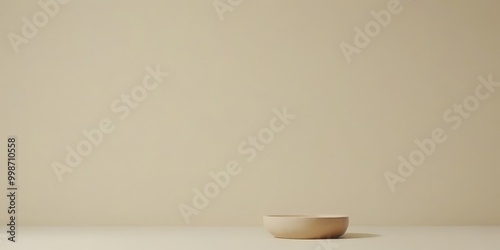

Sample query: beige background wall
[0,0,499,226]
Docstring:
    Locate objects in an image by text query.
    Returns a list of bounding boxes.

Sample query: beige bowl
[263,215,349,239]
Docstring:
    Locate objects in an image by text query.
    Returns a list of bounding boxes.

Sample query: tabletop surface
[1,226,499,250]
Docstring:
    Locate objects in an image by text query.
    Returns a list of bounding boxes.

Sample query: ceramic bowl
[263,215,349,239]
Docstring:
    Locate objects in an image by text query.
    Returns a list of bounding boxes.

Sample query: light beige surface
[0,0,500,226]
[1,226,500,249]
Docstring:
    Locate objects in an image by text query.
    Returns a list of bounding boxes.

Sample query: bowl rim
[263,214,348,219]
